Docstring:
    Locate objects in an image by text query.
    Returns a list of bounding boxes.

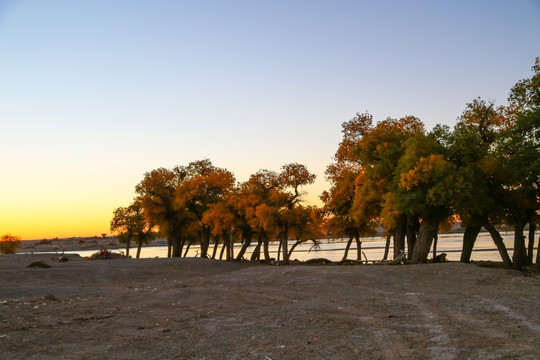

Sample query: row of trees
[323,59,539,270]
[111,160,323,264]
[111,59,539,270]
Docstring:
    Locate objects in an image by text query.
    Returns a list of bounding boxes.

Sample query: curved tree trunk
[288,240,302,258]
[393,215,407,259]
[460,224,481,263]
[136,242,142,258]
[236,231,252,261]
[411,214,440,263]
[527,223,535,264]
[482,220,512,268]
[341,236,354,262]
[382,234,391,261]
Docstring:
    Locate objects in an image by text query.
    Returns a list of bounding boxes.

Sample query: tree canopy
[109,58,539,270]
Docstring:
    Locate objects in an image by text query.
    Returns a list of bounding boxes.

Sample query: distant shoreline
[14,231,527,263]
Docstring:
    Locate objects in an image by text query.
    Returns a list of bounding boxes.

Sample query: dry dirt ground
[1,254,539,360]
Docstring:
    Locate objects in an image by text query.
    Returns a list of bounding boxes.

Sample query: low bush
[0,234,22,254]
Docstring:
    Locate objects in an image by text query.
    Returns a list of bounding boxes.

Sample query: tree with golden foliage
[135,167,193,257]
[276,163,316,265]
[175,159,236,258]
[240,169,281,262]
[202,201,237,261]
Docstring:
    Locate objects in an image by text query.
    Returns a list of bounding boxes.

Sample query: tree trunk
[513,218,527,271]
[212,237,220,259]
[281,229,289,265]
[536,236,540,271]
[236,231,252,261]
[167,237,172,258]
[411,214,439,263]
[199,228,211,258]
[183,241,191,257]
[251,235,262,261]
[136,242,142,258]
[262,232,271,262]
[125,237,131,258]
[355,235,362,261]
[230,234,234,261]
[171,234,183,257]
[432,233,438,259]
[393,215,407,259]
[482,220,512,268]
[225,231,233,261]
[382,234,391,261]
[527,223,535,264]
[288,240,301,258]
[406,217,418,260]
[219,241,226,260]
[179,238,186,256]
[460,224,481,263]
[341,236,353,262]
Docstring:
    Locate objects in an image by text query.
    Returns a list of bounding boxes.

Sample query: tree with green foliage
[437,99,513,267]
[393,132,455,263]
[351,115,424,259]
[495,58,540,270]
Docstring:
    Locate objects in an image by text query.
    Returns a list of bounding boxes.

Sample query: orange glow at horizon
[0,173,137,240]
[1,203,119,240]
[0,171,325,241]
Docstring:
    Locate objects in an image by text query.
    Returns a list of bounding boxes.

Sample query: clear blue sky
[1,0,539,239]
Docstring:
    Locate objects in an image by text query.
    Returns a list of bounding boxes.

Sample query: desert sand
[1,253,539,360]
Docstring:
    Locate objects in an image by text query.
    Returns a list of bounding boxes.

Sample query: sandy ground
[1,254,539,360]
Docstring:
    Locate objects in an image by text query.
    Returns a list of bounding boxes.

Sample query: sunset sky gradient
[1,0,539,239]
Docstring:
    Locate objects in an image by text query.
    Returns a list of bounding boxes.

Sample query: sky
[1,0,539,240]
